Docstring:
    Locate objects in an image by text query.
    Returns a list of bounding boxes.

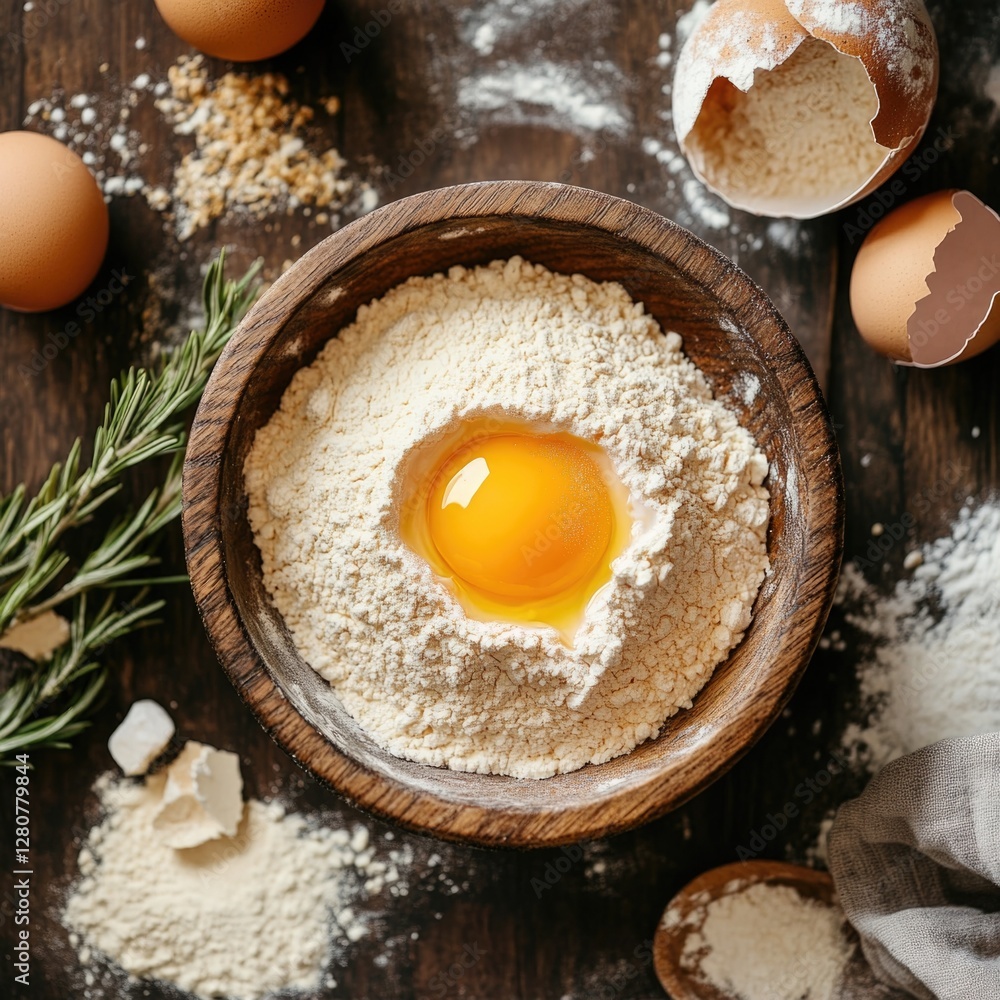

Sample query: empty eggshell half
[850,190,1000,368]
[673,0,939,218]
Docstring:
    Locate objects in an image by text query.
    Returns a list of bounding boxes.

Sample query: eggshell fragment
[850,190,1000,367]
[0,131,109,312]
[673,0,939,218]
[154,0,326,62]
[152,740,244,849]
[0,611,70,662]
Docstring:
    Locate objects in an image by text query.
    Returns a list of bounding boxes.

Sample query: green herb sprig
[0,253,260,758]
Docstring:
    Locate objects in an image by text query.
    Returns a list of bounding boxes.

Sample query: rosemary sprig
[0,252,260,758]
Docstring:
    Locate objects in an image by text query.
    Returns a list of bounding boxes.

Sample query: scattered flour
[732,371,761,407]
[676,0,712,46]
[460,0,570,56]
[63,773,398,1000]
[457,59,628,135]
[838,502,1000,771]
[786,0,866,37]
[678,881,853,1000]
[766,220,802,252]
[682,176,731,229]
[245,257,770,779]
[985,63,1000,110]
[453,0,628,140]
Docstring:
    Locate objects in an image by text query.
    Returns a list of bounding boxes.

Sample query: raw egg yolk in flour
[401,422,634,642]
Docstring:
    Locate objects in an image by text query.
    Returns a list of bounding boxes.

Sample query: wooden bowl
[182,180,843,848]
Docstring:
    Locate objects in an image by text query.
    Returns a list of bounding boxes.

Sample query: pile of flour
[838,502,1000,771]
[63,774,399,999]
[245,257,770,779]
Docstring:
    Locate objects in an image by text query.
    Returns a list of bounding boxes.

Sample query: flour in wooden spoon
[675,881,853,1000]
[245,258,769,779]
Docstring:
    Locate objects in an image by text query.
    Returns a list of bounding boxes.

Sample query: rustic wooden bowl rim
[182,180,844,849]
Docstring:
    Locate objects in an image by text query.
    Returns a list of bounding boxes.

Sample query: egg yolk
[399,420,635,643]
[427,434,614,602]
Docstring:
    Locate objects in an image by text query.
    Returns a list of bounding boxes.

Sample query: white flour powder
[246,257,769,779]
[63,774,397,999]
[838,502,1000,771]
[676,881,853,1000]
[456,59,629,135]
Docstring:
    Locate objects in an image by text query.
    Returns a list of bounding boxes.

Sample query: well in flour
[245,257,770,779]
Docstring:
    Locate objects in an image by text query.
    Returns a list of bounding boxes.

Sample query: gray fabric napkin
[828,733,1000,1000]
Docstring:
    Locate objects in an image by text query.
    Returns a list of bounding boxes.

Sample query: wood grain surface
[1,1,998,998]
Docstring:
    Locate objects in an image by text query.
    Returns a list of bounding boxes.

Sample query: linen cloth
[828,733,1000,999]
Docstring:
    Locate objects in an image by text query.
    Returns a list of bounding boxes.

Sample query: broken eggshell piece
[850,190,1000,368]
[672,0,939,218]
[152,740,244,849]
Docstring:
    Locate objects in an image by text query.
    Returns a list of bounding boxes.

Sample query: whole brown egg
[0,131,109,313]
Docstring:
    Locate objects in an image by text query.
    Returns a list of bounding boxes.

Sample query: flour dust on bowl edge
[181,180,844,848]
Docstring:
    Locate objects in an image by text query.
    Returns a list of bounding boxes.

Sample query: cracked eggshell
[850,190,1000,368]
[153,740,244,849]
[673,0,939,218]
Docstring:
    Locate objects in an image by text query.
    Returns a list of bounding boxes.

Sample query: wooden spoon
[653,860,841,1000]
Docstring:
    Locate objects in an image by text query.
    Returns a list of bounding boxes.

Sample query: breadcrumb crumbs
[156,56,362,240]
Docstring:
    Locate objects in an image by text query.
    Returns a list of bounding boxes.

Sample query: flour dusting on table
[837,501,1000,771]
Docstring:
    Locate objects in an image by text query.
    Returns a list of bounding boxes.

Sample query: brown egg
[154,0,326,62]
[673,0,939,218]
[850,190,1000,367]
[0,131,109,313]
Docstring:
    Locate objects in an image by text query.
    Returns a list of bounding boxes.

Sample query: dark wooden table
[2,2,998,998]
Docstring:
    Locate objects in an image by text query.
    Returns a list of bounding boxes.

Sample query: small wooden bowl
[182,181,843,848]
[653,861,842,999]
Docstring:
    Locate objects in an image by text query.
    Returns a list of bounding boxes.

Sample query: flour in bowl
[245,257,769,778]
